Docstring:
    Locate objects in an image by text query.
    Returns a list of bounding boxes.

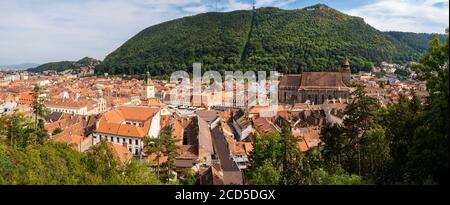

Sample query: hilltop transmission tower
[252,0,256,11]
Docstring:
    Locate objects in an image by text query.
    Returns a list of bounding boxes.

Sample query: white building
[93,106,161,156]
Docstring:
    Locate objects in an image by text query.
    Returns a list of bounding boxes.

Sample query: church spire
[341,56,351,86]
[144,68,153,86]
[342,56,350,71]
[144,68,155,99]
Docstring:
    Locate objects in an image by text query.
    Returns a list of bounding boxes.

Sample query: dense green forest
[28,57,100,73]
[384,31,446,54]
[97,4,442,76]
[246,34,448,185]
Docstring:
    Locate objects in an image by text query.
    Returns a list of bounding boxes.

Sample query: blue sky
[0,0,448,65]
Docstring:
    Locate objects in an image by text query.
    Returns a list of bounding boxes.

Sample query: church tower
[341,56,351,86]
[144,71,155,99]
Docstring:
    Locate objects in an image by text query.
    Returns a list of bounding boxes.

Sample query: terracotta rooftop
[54,134,83,146]
[279,74,302,90]
[95,106,159,138]
[107,142,133,164]
[253,117,278,134]
[300,72,348,88]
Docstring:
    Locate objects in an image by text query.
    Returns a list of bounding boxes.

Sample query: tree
[250,160,281,185]
[122,159,161,185]
[376,95,419,183]
[320,123,347,167]
[343,84,380,175]
[31,85,49,125]
[83,141,122,184]
[144,135,163,180]
[344,84,380,138]
[144,130,180,182]
[3,113,46,149]
[408,34,449,184]
[52,128,63,136]
[179,170,199,185]
[359,125,391,183]
[309,167,364,185]
[247,130,324,185]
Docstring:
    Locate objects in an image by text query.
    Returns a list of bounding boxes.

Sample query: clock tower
[144,71,155,99]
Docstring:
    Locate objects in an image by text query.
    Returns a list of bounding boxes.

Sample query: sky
[0,0,448,65]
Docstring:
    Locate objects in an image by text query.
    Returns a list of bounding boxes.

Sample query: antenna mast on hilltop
[253,0,256,11]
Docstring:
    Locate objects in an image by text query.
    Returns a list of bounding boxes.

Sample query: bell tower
[144,71,155,99]
[341,56,351,86]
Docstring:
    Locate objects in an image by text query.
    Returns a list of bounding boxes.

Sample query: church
[278,57,351,104]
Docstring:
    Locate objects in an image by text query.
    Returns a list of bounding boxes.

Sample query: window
[135,139,139,145]
[129,148,132,152]
[129,139,132,144]
[110,137,113,142]
[116,137,119,143]
[123,138,126,143]
[135,149,139,155]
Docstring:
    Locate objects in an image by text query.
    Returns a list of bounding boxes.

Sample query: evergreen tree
[144,130,179,182]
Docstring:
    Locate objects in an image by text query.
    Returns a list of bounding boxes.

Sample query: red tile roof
[95,106,159,138]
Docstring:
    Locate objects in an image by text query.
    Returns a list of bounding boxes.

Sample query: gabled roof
[107,142,133,164]
[198,117,214,154]
[197,110,219,124]
[279,74,302,90]
[95,106,159,138]
[253,117,278,134]
[300,72,348,88]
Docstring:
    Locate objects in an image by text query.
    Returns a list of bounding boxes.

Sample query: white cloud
[0,0,206,64]
[183,5,210,13]
[346,0,449,33]
[0,0,447,65]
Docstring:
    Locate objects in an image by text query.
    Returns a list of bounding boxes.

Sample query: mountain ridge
[28,57,101,73]
[24,4,444,75]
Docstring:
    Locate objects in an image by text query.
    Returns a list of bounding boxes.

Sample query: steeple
[144,69,154,86]
[341,56,351,86]
[342,56,350,71]
[144,69,155,99]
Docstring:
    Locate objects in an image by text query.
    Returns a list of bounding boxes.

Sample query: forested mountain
[97,4,440,76]
[384,31,446,54]
[28,57,101,73]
